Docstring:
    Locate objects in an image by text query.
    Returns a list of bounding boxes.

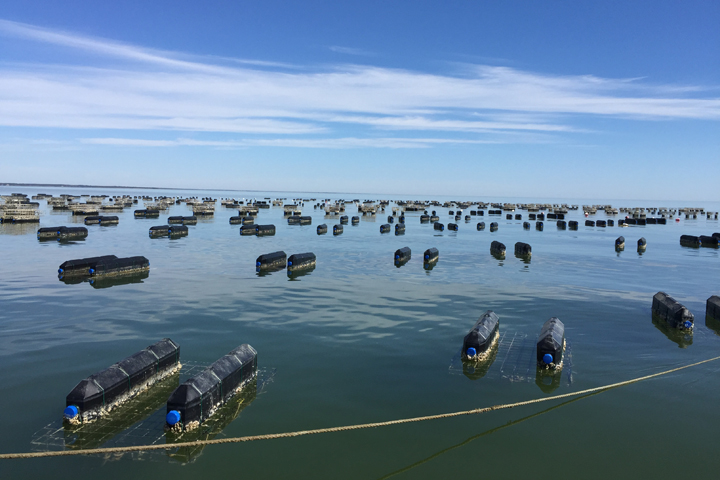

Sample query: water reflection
[256,265,285,277]
[287,265,316,280]
[651,316,693,348]
[0,223,37,235]
[535,368,562,394]
[394,257,410,268]
[461,342,499,381]
[166,379,257,463]
[58,271,150,289]
[705,315,720,337]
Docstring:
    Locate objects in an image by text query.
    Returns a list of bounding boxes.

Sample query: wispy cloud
[1,19,718,150]
[80,137,503,149]
[328,45,375,56]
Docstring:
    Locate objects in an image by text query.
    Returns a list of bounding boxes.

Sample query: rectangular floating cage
[652,292,694,330]
[287,252,316,271]
[90,256,150,277]
[537,318,565,368]
[166,344,257,430]
[462,310,500,360]
[256,251,287,270]
[64,338,180,423]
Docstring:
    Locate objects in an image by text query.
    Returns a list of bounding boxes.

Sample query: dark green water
[1,188,719,479]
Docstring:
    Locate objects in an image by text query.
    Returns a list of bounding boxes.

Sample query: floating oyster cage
[448,330,573,386]
[30,362,276,462]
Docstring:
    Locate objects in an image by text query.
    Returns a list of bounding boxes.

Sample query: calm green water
[1,187,720,479]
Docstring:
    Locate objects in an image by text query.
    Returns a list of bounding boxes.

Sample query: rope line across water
[2,355,718,460]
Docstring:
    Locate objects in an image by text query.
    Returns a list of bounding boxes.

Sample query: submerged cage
[165,344,257,430]
[64,338,180,423]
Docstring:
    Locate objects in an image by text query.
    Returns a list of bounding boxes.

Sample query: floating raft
[63,338,180,424]
[165,344,257,432]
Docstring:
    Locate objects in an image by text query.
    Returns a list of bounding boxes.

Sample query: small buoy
[683,320,693,329]
[466,347,477,357]
[63,405,78,419]
[166,410,181,426]
[543,353,553,365]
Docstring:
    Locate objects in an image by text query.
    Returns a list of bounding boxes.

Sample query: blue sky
[0,1,718,200]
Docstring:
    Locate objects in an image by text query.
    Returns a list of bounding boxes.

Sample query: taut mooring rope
[2,355,718,460]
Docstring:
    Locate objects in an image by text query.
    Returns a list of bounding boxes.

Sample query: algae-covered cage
[394,247,411,262]
[59,255,118,277]
[287,253,316,271]
[462,310,500,360]
[165,344,257,431]
[256,251,287,270]
[240,225,257,236]
[256,224,276,236]
[63,338,180,423]
[652,292,694,330]
[536,317,565,368]
[38,226,65,240]
[514,242,531,257]
[490,241,506,256]
[58,226,88,240]
[89,256,150,276]
[423,247,439,263]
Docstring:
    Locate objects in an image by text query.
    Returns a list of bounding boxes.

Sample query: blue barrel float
[64,338,180,424]
[165,344,257,432]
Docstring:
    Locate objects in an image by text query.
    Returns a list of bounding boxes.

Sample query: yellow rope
[2,354,718,460]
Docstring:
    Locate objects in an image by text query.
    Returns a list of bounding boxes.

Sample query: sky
[0,1,718,200]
